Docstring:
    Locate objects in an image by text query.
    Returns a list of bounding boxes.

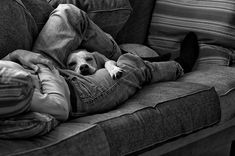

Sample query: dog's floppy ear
[92,52,106,68]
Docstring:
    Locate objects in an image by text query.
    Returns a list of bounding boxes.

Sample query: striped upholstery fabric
[193,44,232,69]
[0,64,34,118]
[147,0,235,58]
[230,49,235,64]
[0,112,59,139]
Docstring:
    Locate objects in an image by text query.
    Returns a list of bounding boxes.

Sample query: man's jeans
[33,4,121,68]
[33,4,183,117]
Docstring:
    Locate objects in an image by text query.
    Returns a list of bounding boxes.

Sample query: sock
[175,32,199,73]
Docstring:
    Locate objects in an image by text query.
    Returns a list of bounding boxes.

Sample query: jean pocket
[70,74,107,104]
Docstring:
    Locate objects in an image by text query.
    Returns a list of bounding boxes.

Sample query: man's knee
[53,4,88,20]
[51,4,89,30]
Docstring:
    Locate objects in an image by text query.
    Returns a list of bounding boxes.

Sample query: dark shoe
[175,32,199,73]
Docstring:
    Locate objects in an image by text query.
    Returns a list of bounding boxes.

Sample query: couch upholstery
[0,0,38,59]
[1,0,235,156]
[147,0,235,58]
[179,65,235,123]
[0,82,220,156]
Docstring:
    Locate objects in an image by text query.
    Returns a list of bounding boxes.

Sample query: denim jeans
[33,4,183,117]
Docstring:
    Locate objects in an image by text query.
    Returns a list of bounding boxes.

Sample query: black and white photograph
[0,0,235,156]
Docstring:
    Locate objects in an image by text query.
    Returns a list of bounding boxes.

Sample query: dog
[67,49,123,79]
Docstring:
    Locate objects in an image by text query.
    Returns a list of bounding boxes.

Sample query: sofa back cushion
[21,0,54,32]
[48,0,132,39]
[147,0,235,58]
[116,0,156,44]
[0,0,38,59]
[195,44,232,67]
[193,44,232,70]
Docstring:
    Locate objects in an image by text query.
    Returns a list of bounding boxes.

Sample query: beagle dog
[67,49,123,79]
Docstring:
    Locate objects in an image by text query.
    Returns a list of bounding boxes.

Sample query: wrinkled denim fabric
[0,0,38,59]
[33,4,183,117]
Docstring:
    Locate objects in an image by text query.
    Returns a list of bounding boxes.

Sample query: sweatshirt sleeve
[30,64,70,121]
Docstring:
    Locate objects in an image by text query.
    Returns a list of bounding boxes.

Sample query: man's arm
[2,49,54,72]
[93,52,123,79]
[30,65,70,121]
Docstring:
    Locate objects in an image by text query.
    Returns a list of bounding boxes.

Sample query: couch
[1,0,235,156]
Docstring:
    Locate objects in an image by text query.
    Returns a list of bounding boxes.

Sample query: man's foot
[175,32,199,73]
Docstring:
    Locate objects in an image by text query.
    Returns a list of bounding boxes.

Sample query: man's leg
[33,4,121,68]
[61,53,183,117]
[63,31,200,116]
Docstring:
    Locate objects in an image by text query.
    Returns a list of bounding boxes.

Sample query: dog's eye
[68,62,76,68]
[86,57,93,61]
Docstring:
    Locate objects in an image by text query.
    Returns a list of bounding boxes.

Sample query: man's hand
[9,49,54,72]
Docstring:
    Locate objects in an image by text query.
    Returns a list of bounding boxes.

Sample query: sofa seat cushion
[179,66,235,122]
[0,82,220,156]
[0,123,109,156]
[74,82,220,156]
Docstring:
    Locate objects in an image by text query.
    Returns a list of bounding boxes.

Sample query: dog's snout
[80,64,89,74]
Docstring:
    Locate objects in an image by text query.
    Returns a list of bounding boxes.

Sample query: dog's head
[67,49,99,75]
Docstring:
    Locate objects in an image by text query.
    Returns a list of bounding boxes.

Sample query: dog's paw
[110,67,123,80]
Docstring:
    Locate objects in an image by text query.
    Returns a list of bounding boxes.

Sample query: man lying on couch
[1,3,199,121]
